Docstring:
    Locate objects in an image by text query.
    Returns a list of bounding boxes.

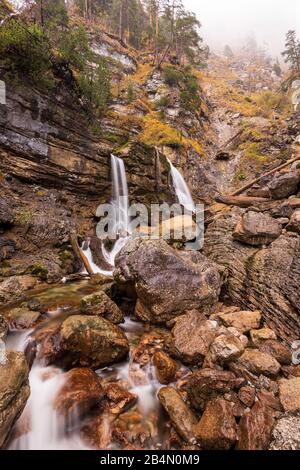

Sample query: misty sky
[184,0,300,58]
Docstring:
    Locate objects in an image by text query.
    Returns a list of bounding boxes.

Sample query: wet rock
[3,307,41,330]
[194,398,237,450]
[238,386,256,408]
[270,415,300,450]
[237,401,275,450]
[153,351,177,384]
[233,211,281,246]
[235,349,281,377]
[59,315,129,369]
[114,238,223,324]
[104,383,137,415]
[0,351,30,448]
[171,313,220,365]
[250,328,277,346]
[287,210,300,234]
[0,315,8,340]
[81,412,114,450]
[187,369,245,410]
[158,387,197,443]
[0,275,39,305]
[80,290,124,324]
[54,368,104,418]
[279,377,300,412]
[258,339,291,365]
[268,172,300,200]
[209,333,245,364]
[215,310,261,333]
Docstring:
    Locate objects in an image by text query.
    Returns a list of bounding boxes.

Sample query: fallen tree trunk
[231,153,300,196]
[70,232,94,276]
[215,194,271,208]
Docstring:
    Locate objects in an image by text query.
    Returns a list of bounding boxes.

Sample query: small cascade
[167,158,196,212]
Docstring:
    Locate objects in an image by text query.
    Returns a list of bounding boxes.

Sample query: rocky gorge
[1,0,300,453]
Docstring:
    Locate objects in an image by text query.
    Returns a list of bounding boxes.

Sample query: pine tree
[282,30,300,73]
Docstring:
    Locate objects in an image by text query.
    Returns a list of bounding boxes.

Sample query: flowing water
[167,159,196,212]
[6,155,194,450]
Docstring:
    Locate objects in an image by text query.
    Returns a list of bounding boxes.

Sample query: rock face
[237,401,275,450]
[279,377,300,412]
[267,172,300,199]
[115,238,223,324]
[58,315,129,369]
[205,209,300,342]
[194,398,237,450]
[171,313,220,364]
[54,368,104,418]
[187,369,245,410]
[157,387,197,443]
[233,211,281,246]
[0,351,30,448]
[80,290,124,324]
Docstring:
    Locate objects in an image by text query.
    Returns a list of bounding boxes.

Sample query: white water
[167,159,196,212]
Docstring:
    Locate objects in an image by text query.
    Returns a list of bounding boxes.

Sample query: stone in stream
[279,377,300,412]
[237,401,275,450]
[54,368,104,418]
[103,383,137,415]
[194,398,237,450]
[153,351,177,384]
[2,307,41,330]
[171,312,220,365]
[0,351,30,448]
[80,290,124,324]
[267,171,300,200]
[114,238,223,324]
[158,387,197,443]
[0,315,8,340]
[234,349,281,377]
[187,369,245,411]
[233,211,282,246]
[58,315,129,369]
[213,309,261,333]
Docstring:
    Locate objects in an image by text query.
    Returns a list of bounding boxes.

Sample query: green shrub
[78,58,111,117]
[126,81,136,103]
[155,95,170,109]
[163,66,184,87]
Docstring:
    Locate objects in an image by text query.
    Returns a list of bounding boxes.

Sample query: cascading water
[81,154,131,274]
[167,158,196,212]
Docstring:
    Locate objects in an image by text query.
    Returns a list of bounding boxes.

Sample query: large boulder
[80,290,124,324]
[233,211,281,246]
[171,312,220,365]
[194,398,237,450]
[267,171,300,199]
[0,351,30,448]
[157,387,197,443]
[114,238,223,324]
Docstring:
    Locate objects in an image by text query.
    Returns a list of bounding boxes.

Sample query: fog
[184,0,300,59]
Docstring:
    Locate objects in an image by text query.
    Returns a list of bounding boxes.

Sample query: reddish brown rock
[237,401,275,450]
[54,368,104,418]
[158,387,197,443]
[172,312,220,365]
[194,398,237,450]
[279,377,300,412]
[238,386,256,408]
[235,349,281,377]
[104,383,137,415]
[215,310,261,333]
[209,333,245,363]
[153,351,177,385]
[80,290,124,324]
[81,412,114,449]
[257,390,282,411]
[258,340,291,365]
[187,368,245,410]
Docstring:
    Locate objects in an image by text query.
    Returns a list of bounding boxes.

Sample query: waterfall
[81,155,131,274]
[167,159,196,212]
